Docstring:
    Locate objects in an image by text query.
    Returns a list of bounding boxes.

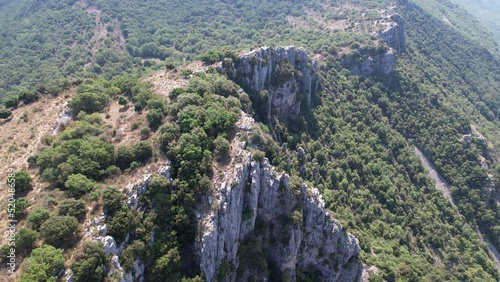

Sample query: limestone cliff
[196,122,362,282]
[376,14,406,52]
[223,46,321,123]
[341,10,405,77]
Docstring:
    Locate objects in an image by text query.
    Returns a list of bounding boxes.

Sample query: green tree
[140,126,151,140]
[20,245,65,282]
[0,109,12,119]
[71,241,108,282]
[18,90,39,104]
[118,96,129,106]
[106,206,139,243]
[69,91,109,114]
[14,171,33,192]
[102,187,124,214]
[27,207,50,230]
[146,248,182,282]
[147,108,165,130]
[40,216,78,247]
[213,136,231,161]
[16,227,37,252]
[3,95,19,108]
[13,198,29,219]
[58,198,86,221]
[120,240,146,272]
[159,123,180,150]
[115,145,135,170]
[133,141,153,162]
[181,69,193,78]
[147,97,167,114]
[64,174,97,198]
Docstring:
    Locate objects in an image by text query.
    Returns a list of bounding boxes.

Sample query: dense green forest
[0,0,499,281]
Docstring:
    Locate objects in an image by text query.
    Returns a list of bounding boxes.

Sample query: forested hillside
[0,0,499,281]
[449,0,500,46]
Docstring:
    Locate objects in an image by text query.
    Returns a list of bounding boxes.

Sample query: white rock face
[376,14,406,52]
[103,236,118,255]
[196,158,362,282]
[225,46,321,120]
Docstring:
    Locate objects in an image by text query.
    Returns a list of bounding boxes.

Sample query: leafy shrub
[203,105,237,137]
[130,161,139,170]
[133,141,153,162]
[115,145,135,170]
[37,135,114,184]
[10,171,32,192]
[213,136,231,161]
[146,108,165,130]
[201,49,225,64]
[159,123,180,150]
[3,95,19,108]
[272,60,295,86]
[58,198,86,221]
[169,88,185,100]
[19,90,39,104]
[27,207,50,230]
[20,245,65,282]
[253,150,266,162]
[181,69,193,78]
[115,142,153,169]
[0,244,10,263]
[120,240,146,272]
[13,198,29,219]
[0,109,12,119]
[64,174,97,198]
[147,97,167,114]
[40,216,78,247]
[118,96,129,105]
[140,126,151,140]
[146,248,182,281]
[71,241,108,282]
[16,227,37,252]
[134,102,143,112]
[106,206,139,243]
[106,165,121,176]
[102,187,123,214]
[69,91,109,114]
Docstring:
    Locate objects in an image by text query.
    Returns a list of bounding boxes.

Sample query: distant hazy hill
[449,0,500,46]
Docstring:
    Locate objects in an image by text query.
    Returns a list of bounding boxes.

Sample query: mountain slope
[0,0,499,281]
[449,0,500,47]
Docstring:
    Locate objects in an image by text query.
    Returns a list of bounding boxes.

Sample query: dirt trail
[414,147,454,204]
[414,146,500,270]
[84,7,107,68]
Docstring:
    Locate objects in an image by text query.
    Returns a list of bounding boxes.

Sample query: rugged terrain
[0,0,499,281]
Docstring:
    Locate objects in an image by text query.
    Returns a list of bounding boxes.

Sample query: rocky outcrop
[196,155,362,282]
[341,11,404,77]
[375,14,406,52]
[73,163,173,282]
[223,46,321,122]
[342,48,397,77]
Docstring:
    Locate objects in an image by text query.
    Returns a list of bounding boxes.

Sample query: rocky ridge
[196,116,362,282]
[69,46,361,282]
[375,14,406,52]
[343,9,406,76]
[223,46,321,122]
